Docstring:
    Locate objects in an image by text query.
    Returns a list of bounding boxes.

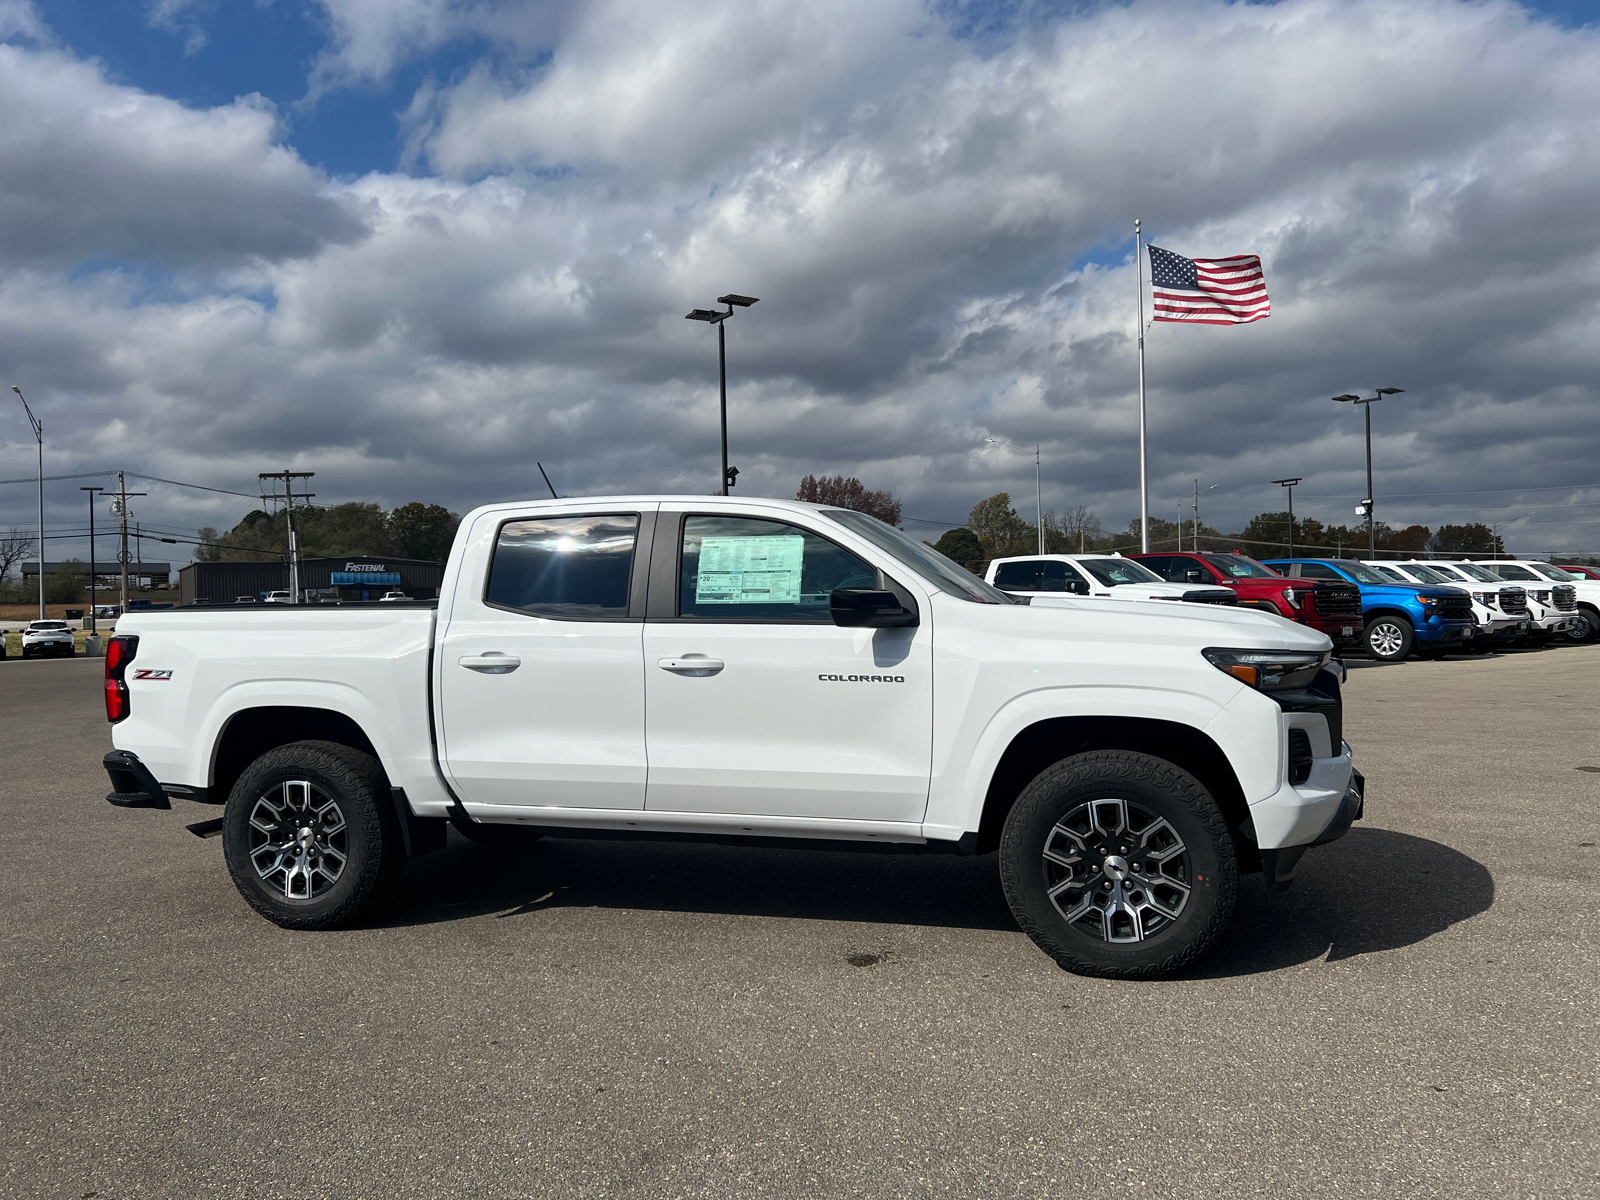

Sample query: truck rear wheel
[222,741,406,930]
[1363,615,1414,662]
[999,751,1238,979]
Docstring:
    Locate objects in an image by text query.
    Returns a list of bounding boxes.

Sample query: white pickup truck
[100,495,1363,979]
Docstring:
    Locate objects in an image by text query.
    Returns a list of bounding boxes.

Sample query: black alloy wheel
[999,750,1238,979]
[222,740,406,930]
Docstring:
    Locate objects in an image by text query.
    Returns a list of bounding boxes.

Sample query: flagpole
[1135,218,1148,553]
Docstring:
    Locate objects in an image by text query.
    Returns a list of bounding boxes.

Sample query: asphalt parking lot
[2,648,1597,1200]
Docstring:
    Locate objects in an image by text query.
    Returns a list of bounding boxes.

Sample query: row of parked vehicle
[983,550,1598,663]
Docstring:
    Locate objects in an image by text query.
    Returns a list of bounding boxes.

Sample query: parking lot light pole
[81,486,104,633]
[12,385,44,619]
[1272,477,1302,559]
[1334,388,1403,557]
[686,294,759,495]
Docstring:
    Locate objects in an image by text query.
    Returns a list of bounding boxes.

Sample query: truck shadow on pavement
[386,826,1493,975]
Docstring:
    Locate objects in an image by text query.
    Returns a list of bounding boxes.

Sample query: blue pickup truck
[1262,558,1477,662]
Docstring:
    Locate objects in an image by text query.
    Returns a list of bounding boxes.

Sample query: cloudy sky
[2,0,1599,562]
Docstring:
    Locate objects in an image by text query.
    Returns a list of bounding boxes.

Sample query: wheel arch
[974,716,1259,873]
[1362,606,1415,626]
[211,706,385,806]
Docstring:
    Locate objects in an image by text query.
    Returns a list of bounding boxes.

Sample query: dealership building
[177,556,445,605]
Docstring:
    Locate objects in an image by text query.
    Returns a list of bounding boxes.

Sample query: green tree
[46,558,87,604]
[931,527,984,573]
[1380,524,1432,555]
[1430,523,1502,555]
[1118,516,1184,552]
[967,493,1036,563]
[387,502,461,562]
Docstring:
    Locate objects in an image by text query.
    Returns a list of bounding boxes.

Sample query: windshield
[1373,565,1409,582]
[1202,554,1281,579]
[1441,562,1499,582]
[1076,557,1164,586]
[1394,563,1452,584]
[1329,561,1391,585]
[1487,563,1540,581]
[822,511,1013,604]
[1529,563,1578,581]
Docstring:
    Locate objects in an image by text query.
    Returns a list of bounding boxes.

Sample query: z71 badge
[132,669,173,681]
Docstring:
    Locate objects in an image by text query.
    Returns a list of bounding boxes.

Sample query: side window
[1038,561,1073,591]
[679,515,879,621]
[1138,556,1180,582]
[485,513,639,619]
[1297,563,1342,581]
[993,561,1042,590]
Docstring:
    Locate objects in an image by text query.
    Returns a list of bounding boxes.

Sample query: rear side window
[1489,564,1540,581]
[486,513,639,619]
[1296,563,1344,581]
[679,515,878,621]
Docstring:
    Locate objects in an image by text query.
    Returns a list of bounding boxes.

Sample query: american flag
[1148,246,1270,325]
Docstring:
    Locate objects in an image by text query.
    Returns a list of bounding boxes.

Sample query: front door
[437,504,652,812]
[642,508,933,824]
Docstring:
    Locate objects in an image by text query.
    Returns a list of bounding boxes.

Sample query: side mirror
[830,588,919,628]
[1067,578,1090,595]
[1184,569,1205,583]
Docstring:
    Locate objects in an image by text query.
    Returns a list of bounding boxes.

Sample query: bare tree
[0,525,35,582]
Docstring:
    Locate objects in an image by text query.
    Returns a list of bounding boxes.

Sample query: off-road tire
[222,740,406,930]
[999,750,1238,980]
[1363,615,1414,662]
[447,807,544,852]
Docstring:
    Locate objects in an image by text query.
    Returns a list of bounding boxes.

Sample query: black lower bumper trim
[1263,769,1366,894]
[103,750,171,810]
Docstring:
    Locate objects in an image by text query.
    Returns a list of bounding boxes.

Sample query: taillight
[105,635,139,723]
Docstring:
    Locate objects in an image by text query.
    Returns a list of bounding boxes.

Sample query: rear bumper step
[103,750,171,810]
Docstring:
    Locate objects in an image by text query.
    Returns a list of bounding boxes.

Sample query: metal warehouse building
[178,555,445,605]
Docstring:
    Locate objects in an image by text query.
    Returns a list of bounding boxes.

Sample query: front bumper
[1414,620,1474,645]
[1257,754,1365,894]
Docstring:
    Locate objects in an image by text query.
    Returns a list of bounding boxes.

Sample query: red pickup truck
[1131,551,1363,650]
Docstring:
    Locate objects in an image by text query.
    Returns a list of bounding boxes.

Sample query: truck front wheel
[1363,616,1414,662]
[222,741,406,930]
[999,751,1238,980]
[1562,608,1598,644]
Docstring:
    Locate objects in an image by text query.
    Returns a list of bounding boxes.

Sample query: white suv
[986,554,1237,606]
[1367,561,1528,645]
[1470,561,1591,643]
[21,620,75,658]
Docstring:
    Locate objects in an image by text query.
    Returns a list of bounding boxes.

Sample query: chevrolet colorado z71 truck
[100,496,1362,979]
[1131,551,1364,650]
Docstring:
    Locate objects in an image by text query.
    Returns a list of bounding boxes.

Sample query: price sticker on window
[696,536,805,605]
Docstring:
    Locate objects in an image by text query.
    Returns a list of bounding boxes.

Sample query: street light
[686,293,759,496]
[1333,387,1404,557]
[1192,480,1219,552]
[1272,477,1302,559]
[986,439,1044,554]
[12,385,44,620]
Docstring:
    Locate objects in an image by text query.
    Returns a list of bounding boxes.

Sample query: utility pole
[112,472,147,615]
[81,487,104,633]
[1273,478,1302,560]
[260,471,315,602]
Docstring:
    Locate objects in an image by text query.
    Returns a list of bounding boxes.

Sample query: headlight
[1281,587,1303,609]
[1415,594,1439,606]
[1203,647,1330,691]
[1472,591,1491,605]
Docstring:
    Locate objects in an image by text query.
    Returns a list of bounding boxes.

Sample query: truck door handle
[459,653,520,674]
[658,656,724,677]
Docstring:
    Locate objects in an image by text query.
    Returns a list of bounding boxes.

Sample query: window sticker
[696,536,805,604]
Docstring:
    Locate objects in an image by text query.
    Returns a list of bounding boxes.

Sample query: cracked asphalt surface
[2,646,1597,1199]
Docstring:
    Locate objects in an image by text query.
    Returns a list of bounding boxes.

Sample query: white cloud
[4,0,1600,557]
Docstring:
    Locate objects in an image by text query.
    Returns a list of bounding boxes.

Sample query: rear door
[640,506,933,824]
[437,503,654,812]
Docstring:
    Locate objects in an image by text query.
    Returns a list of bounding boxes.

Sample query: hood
[1028,593,1331,650]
